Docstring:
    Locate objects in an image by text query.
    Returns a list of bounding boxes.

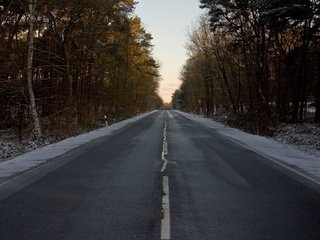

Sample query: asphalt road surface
[1,110,320,240]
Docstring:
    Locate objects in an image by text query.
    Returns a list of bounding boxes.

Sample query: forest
[0,0,162,141]
[172,0,320,133]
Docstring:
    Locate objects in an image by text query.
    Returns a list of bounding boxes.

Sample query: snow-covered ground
[0,130,59,162]
[0,111,156,178]
[272,123,320,153]
[176,111,320,183]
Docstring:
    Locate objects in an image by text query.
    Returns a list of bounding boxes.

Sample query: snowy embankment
[0,111,156,178]
[176,110,320,183]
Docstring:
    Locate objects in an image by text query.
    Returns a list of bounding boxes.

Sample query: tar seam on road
[161,176,170,240]
[161,114,168,173]
[161,112,171,240]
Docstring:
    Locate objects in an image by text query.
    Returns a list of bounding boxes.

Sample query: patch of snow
[0,134,58,162]
[307,107,316,113]
[273,123,320,151]
[176,111,320,183]
[0,111,156,178]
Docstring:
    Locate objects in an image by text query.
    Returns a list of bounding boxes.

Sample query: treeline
[172,0,320,126]
[0,0,162,139]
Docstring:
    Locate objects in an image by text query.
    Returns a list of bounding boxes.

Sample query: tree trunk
[27,0,42,140]
[217,58,237,114]
[63,37,73,127]
[315,50,320,123]
[292,19,309,123]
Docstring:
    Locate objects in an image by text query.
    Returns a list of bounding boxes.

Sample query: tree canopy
[0,0,162,139]
[173,0,320,130]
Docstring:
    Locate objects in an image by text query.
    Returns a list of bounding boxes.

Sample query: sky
[134,0,205,103]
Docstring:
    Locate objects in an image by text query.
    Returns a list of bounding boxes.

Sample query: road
[0,110,320,240]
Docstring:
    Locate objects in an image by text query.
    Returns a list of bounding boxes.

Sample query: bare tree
[27,0,42,139]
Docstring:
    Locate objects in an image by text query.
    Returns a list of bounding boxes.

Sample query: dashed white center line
[161,176,170,240]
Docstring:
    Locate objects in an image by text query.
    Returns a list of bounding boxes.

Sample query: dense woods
[0,0,162,140]
[172,0,320,131]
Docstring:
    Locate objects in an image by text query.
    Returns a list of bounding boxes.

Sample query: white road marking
[163,142,168,155]
[166,110,175,119]
[161,176,170,240]
[161,114,169,173]
[160,160,168,173]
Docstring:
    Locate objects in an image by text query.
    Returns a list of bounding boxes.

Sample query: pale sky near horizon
[134,0,205,103]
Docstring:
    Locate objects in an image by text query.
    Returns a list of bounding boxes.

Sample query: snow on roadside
[0,131,59,162]
[273,123,320,153]
[176,110,320,183]
[0,111,156,178]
